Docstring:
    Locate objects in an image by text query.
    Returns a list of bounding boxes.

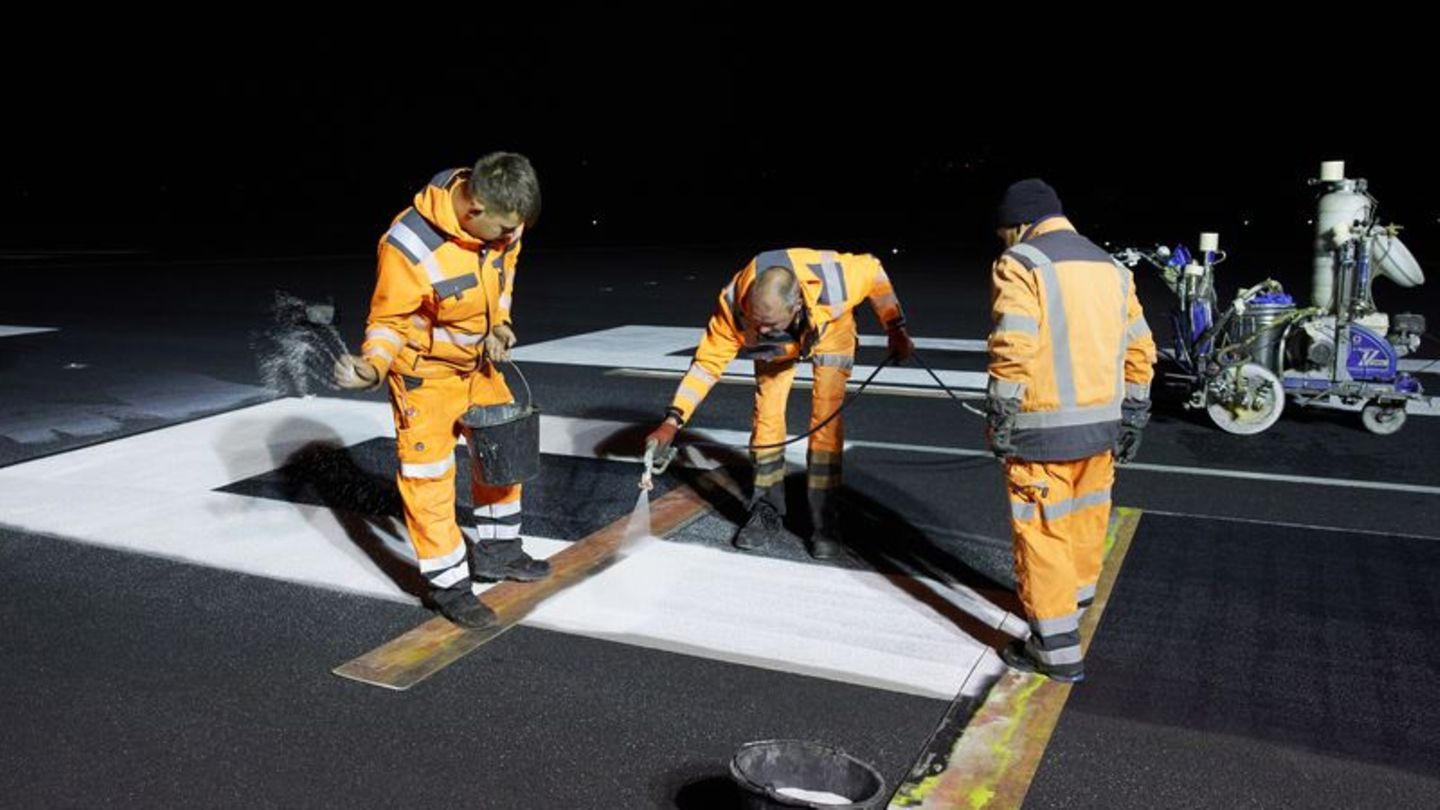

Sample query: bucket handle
[499,358,534,411]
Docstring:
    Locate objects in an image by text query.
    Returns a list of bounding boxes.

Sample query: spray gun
[639,442,678,491]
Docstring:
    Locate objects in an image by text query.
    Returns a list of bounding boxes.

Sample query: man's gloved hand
[333,355,381,390]
[484,324,517,364]
[1115,397,1151,465]
[887,326,915,363]
[986,397,1020,460]
[644,416,681,475]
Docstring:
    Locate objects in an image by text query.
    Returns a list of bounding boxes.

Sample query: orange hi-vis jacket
[988,217,1157,461]
[668,248,906,424]
[361,168,523,379]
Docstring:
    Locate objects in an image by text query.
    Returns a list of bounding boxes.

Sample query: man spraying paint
[645,249,914,559]
[986,179,1156,682]
[333,153,550,630]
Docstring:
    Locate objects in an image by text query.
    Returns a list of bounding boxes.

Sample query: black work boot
[806,488,843,560]
[470,538,552,583]
[429,585,499,630]
[1000,640,1085,684]
[733,499,786,551]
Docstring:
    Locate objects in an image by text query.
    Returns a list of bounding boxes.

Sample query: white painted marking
[848,439,1440,496]
[0,325,58,338]
[0,398,991,700]
[1142,509,1440,541]
[511,325,988,391]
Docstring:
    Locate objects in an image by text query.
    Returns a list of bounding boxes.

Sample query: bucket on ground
[729,739,885,809]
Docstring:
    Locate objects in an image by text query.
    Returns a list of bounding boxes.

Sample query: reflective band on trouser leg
[807,355,851,491]
[418,543,471,590]
[1007,459,1082,639]
[472,490,523,560]
[392,373,468,576]
[1066,452,1115,605]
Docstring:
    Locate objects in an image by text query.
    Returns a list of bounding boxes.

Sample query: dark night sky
[4,20,1437,266]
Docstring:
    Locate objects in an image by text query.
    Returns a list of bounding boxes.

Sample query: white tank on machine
[1312,160,1426,311]
[1312,161,1370,310]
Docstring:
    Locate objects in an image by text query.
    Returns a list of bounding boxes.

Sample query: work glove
[887,325,915,363]
[333,354,381,390]
[644,416,681,475]
[986,397,1020,460]
[484,324,517,364]
[1114,397,1151,465]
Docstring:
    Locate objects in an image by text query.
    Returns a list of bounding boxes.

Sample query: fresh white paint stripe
[0,397,989,700]
[0,325,58,338]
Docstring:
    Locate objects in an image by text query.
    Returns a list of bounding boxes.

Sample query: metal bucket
[1236,293,1296,372]
[460,361,540,486]
[729,739,885,809]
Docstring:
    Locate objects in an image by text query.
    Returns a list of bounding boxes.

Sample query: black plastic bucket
[459,361,540,486]
[729,739,885,809]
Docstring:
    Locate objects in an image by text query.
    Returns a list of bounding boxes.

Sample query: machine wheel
[1206,362,1286,435]
[1361,402,1408,435]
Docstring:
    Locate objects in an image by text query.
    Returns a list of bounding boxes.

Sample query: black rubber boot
[429,586,499,630]
[806,488,843,560]
[1000,640,1085,683]
[470,539,552,583]
[733,499,786,551]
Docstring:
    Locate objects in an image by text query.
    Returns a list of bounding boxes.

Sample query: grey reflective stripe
[811,353,855,370]
[474,500,522,519]
[1006,242,1049,270]
[427,565,470,589]
[1033,612,1081,636]
[366,327,403,348]
[492,234,521,269]
[412,315,430,330]
[388,221,445,282]
[686,363,719,386]
[1032,644,1084,666]
[1013,402,1121,429]
[807,463,843,476]
[1011,501,1038,521]
[988,378,1026,400]
[1126,316,1151,344]
[1077,583,1097,603]
[753,249,794,274]
[1043,488,1112,521]
[475,523,522,540]
[674,387,702,409]
[815,251,848,319]
[1038,260,1078,409]
[401,457,455,479]
[1028,230,1114,264]
[363,346,393,363]
[755,458,786,474]
[724,279,746,332]
[432,326,484,347]
[1115,264,1131,401]
[418,544,469,573]
[499,293,513,310]
[994,313,1040,336]
[1010,243,1079,409]
[432,274,479,301]
[430,168,461,189]
[1126,383,1151,401]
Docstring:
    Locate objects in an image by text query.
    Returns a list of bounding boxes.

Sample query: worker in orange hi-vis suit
[332,153,546,630]
[986,179,1156,682]
[644,249,914,560]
